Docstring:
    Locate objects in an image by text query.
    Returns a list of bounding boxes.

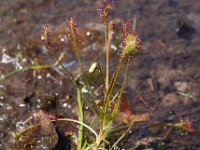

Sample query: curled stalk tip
[97,0,114,21]
[120,20,141,58]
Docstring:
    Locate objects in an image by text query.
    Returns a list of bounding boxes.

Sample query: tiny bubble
[180,132,185,136]
[59,34,68,43]
[1,53,13,64]
[62,103,68,107]
[1,75,5,79]
[61,38,65,42]
[169,109,175,115]
[0,85,4,88]
[2,48,7,52]
[37,140,42,143]
[41,35,45,41]
[7,29,12,34]
[19,103,26,108]
[42,145,48,149]
[86,31,91,37]
[22,58,27,62]
[37,75,42,79]
[46,73,50,78]
[17,44,22,50]
[0,114,7,121]
[16,121,25,130]
[36,105,41,108]
[5,104,12,110]
[16,65,23,71]
[0,102,4,107]
[55,93,59,96]
[81,86,89,93]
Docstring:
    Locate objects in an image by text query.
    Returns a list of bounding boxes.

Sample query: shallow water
[0,0,200,149]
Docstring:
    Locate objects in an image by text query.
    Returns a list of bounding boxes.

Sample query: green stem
[105,23,110,93]
[56,118,98,138]
[111,121,134,149]
[72,33,95,99]
[77,88,84,150]
[107,56,125,102]
[1,64,51,80]
[117,57,131,104]
[101,57,125,137]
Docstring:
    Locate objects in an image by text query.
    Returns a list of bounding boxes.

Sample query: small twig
[177,91,197,101]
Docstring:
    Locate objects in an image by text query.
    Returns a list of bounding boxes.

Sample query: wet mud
[0,0,200,149]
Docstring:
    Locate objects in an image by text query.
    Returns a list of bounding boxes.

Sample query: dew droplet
[59,35,68,43]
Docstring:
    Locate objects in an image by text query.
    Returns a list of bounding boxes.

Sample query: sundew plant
[3,1,155,150]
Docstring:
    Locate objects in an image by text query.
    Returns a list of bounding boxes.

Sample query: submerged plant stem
[1,51,65,80]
